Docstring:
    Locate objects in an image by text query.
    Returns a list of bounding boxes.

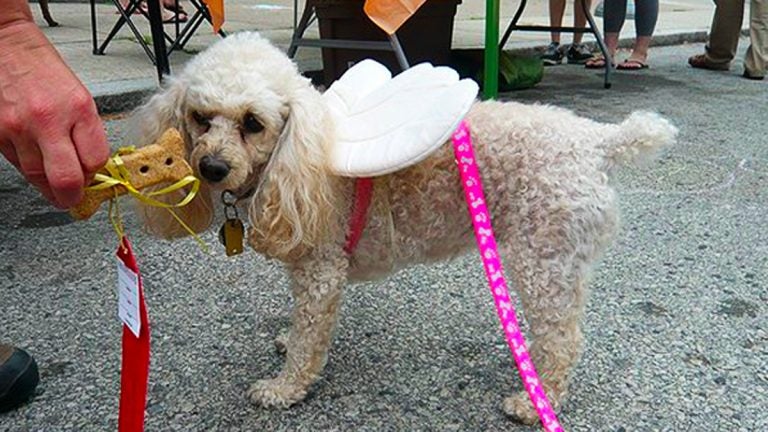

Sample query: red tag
[116,236,150,432]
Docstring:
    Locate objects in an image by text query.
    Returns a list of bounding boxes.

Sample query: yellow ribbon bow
[87,147,208,252]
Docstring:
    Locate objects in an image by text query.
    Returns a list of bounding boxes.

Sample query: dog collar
[226,187,255,204]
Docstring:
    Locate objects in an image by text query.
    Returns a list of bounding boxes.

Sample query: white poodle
[133,32,677,424]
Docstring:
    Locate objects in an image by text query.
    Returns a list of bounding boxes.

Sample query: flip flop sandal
[163,12,188,23]
[585,55,614,69]
[617,59,649,70]
[115,1,147,15]
[163,2,189,20]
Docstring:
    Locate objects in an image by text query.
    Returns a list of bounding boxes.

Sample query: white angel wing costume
[323,60,479,177]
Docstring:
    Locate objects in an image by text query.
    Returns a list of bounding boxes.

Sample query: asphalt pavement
[1,41,767,431]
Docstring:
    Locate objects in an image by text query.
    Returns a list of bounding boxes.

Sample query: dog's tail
[599,111,677,174]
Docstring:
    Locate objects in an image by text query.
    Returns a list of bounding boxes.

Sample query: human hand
[0,21,109,209]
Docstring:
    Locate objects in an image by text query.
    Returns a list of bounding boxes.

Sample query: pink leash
[452,121,564,432]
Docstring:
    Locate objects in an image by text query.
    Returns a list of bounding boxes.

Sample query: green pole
[483,0,500,100]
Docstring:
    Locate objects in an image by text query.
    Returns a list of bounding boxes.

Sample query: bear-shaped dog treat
[70,128,192,220]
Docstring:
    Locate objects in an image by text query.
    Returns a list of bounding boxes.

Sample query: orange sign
[203,0,224,33]
[364,0,427,35]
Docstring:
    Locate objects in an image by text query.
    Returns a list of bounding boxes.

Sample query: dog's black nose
[199,155,230,183]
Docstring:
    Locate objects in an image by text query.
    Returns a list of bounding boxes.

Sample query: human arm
[0,1,109,208]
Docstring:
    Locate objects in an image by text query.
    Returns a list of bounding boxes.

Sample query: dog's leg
[273,328,289,354]
[500,244,590,425]
[248,244,347,408]
[39,0,60,27]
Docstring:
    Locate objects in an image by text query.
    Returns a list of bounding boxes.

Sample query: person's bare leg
[604,32,619,58]
[599,0,626,63]
[628,35,652,64]
[573,0,592,44]
[627,0,659,64]
[549,0,567,44]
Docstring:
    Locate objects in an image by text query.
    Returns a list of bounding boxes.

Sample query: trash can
[314,0,461,84]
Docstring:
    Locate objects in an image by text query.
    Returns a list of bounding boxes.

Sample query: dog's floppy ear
[129,76,188,148]
[130,77,215,239]
[137,180,215,240]
[248,80,344,261]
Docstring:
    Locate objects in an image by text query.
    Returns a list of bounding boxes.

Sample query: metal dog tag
[218,218,244,256]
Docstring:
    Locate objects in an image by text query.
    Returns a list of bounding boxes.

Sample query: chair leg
[95,1,131,55]
[146,0,171,80]
[497,0,611,89]
[96,0,155,63]
[169,0,225,54]
[581,0,612,88]
[90,0,98,54]
[288,0,316,58]
[170,11,205,54]
[388,34,410,70]
[499,0,527,49]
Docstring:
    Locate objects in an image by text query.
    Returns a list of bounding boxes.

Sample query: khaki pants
[705,0,768,76]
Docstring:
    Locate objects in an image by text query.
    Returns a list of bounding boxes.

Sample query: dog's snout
[199,155,231,183]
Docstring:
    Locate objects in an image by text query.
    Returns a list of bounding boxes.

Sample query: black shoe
[567,43,593,64]
[0,344,39,413]
[743,71,765,80]
[541,42,564,66]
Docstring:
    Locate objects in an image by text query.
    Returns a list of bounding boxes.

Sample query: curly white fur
[133,32,677,424]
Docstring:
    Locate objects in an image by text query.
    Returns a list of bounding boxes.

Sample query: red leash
[116,237,151,432]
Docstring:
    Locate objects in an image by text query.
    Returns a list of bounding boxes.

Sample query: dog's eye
[191,111,210,128]
[242,113,264,134]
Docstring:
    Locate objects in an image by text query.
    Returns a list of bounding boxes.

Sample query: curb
[505,30,710,58]
[91,29,723,114]
[647,30,709,48]
[90,78,157,115]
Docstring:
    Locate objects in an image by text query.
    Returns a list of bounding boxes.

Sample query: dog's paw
[247,378,307,408]
[502,393,540,425]
[273,330,289,355]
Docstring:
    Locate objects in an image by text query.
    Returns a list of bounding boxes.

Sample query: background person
[541,0,594,65]
[688,0,767,80]
[586,0,659,69]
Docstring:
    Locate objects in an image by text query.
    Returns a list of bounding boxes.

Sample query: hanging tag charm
[219,219,244,256]
[219,190,244,256]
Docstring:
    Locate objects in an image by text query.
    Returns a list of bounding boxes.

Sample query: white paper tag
[117,258,141,338]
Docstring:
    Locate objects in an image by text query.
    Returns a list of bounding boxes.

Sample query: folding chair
[89,0,162,63]
[89,0,226,78]
[499,0,612,88]
[287,0,411,73]
[166,0,227,55]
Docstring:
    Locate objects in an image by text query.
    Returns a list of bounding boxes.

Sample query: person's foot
[585,54,614,69]
[162,12,188,24]
[688,54,730,71]
[617,57,649,70]
[567,43,593,64]
[116,0,146,15]
[541,42,564,66]
[128,1,188,22]
[743,71,765,80]
[162,1,189,22]
[0,343,39,413]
